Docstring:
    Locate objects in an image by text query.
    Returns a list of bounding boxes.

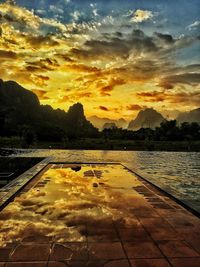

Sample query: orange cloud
[126,104,143,111]
[32,89,49,100]
[100,78,125,96]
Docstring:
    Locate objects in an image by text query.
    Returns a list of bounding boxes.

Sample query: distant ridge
[128,108,165,130]
[177,108,200,124]
[88,115,128,130]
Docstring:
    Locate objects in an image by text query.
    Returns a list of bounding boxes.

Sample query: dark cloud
[99,78,125,96]
[126,104,143,111]
[137,91,166,102]
[137,90,200,105]
[154,32,174,43]
[70,29,159,60]
[25,35,59,48]
[63,64,101,73]
[159,73,200,89]
[99,106,109,111]
[0,49,17,59]
[25,58,59,73]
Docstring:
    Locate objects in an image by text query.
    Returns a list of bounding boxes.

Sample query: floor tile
[88,242,126,260]
[157,240,200,258]
[65,261,106,267]
[87,226,118,242]
[5,263,46,267]
[104,260,130,267]
[123,241,163,259]
[169,258,200,267]
[118,225,151,242]
[0,245,15,261]
[48,262,69,267]
[10,244,51,261]
[49,243,88,261]
[131,258,171,267]
[184,233,200,253]
[148,227,181,241]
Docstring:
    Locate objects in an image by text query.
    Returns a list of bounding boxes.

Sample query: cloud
[0,1,199,117]
[137,90,200,106]
[159,73,200,89]
[49,5,64,15]
[25,35,59,49]
[0,49,17,59]
[32,89,49,100]
[130,9,154,23]
[99,106,109,111]
[69,29,161,63]
[126,104,143,111]
[154,32,174,44]
[99,78,125,96]
[62,64,100,73]
[186,20,200,31]
[70,11,82,22]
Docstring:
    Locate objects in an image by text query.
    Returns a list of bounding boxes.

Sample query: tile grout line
[135,214,174,267]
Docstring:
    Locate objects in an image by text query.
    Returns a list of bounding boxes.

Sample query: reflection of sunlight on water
[0,164,142,247]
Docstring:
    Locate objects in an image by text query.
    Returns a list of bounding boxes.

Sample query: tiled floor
[0,163,199,267]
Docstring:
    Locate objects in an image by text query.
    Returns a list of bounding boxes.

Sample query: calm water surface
[14,149,200,213]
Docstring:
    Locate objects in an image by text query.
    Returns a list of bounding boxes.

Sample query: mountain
[128,108,165,131]
[160,109,181,120]
[88,115,128,130]
[176,108,200,124]
[103,122,117,129]
[0,79,98,140]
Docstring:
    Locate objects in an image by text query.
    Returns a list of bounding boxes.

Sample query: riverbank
[1,137,200,152]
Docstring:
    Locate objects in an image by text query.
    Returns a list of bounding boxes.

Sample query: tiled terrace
[0,162,199,267]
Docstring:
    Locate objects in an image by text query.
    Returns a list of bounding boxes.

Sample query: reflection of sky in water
[16,150,200,212]
[0,164,143,247]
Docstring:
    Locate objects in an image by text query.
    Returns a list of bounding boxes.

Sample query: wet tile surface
[0,163,199,266]
[131,258,171,267]
[123,241,164,259]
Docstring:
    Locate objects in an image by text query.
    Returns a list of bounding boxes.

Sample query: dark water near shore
[6,149,200,213]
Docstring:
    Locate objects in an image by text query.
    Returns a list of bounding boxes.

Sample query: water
[9,149,200,213]
[0,163,145,246]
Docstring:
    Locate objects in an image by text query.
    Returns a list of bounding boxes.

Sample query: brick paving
[0,163,199,266]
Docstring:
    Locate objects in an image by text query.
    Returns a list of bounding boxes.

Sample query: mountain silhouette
[177,108,200,124]
[103,122,117,129]
[88,115,127,130]
[128,108,165,130]
[0,79,97,140]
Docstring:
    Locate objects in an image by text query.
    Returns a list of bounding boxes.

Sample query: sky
[0,0,199,119]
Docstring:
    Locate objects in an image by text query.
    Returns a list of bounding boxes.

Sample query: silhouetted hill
[88,115,127,130]
[103,122,117,129]
[0,79,98,141]
[177,108,200,124]
[128,108,165,130]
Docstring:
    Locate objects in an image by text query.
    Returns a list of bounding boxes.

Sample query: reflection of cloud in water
[0,165,140,247]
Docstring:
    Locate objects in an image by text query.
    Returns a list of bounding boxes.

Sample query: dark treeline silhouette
[102,120,200,142]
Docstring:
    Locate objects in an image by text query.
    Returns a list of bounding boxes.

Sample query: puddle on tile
[0,164,147,246]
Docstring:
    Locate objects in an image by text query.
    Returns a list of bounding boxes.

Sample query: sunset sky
[0,0,199,119]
